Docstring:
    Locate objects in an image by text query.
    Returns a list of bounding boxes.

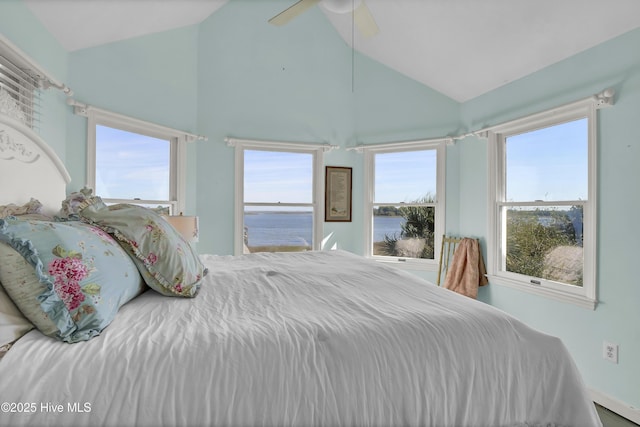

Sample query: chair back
[436,235,464,286]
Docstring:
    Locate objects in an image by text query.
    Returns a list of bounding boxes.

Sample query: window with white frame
[487,100,599,308]
[86,109,186,214]
[232,139,325,255]
[362,139,446,269]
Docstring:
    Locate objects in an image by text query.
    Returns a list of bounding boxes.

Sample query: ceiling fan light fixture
[321,0,362,14]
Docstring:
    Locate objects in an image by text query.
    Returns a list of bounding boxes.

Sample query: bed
[0,108,603,426]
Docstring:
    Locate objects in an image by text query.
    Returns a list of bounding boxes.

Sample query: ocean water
[244,212,404,247]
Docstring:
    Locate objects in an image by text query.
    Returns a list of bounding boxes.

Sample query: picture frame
[325,166,352,222]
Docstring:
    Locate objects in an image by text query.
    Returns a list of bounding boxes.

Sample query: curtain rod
[452,87,615,141]
[347,136,454,152]
[0,34,73,96]
[68,99,207,142]
[225,136,338,152]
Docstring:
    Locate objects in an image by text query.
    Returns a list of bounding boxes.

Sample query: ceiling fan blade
[354,1,379,38]
[268,0,321,26]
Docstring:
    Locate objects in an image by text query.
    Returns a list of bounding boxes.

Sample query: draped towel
[443,238,488,299]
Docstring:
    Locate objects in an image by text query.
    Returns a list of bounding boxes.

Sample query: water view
[243,212,404,248]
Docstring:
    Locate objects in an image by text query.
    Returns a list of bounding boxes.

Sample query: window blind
[0,52,41,130]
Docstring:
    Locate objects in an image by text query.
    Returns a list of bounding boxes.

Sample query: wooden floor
[597,404,639,427]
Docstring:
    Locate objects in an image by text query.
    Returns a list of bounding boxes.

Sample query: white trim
[487,100,598,309]
[69,99,206,142]
[85,108,187,214]
[590,388,640,425]
[373,257,439,272]
[313,148,325,251]
[585,102,598,303]
[85,112,97,190]
[233,146,244,256]
[456,88,614,142]
[225,136,337,152]
[363,148,374,257]
[232,138,325,256]
[174,135,187,214]
[479,94,609,135]
[488,275,596,310]
[362,140,446,266]
[349,136,453,153]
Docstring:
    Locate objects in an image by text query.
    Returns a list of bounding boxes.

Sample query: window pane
[244,150,313,203]
[375,150,436,203]
[372,205,435,259]
[96,125,170,200]
[244,206,312,253]
[505,205,584,286]
[506,118,588,202]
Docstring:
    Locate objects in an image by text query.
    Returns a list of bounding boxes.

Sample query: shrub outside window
[363,139,446,270]
[487,100,598,308]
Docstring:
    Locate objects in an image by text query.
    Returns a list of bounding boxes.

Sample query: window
[487,100,598,308]
[232,139,325,255]
[86,109,187,214]
[363,139,446,269]
[0,45,40,130]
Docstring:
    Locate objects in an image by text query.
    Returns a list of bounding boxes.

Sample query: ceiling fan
[269,0,379,38]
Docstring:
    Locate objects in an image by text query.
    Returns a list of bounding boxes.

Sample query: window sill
[371,256,438,272]
[488,274,597,310]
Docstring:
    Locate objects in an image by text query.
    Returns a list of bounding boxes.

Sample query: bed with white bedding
[0,108,602,426]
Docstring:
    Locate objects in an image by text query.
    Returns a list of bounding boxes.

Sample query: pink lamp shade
[164,214,199,243]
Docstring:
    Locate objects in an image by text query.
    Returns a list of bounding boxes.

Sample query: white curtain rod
[452,87,615,142]
[225,136,338,152]
[347,136,454,152]
[0,33,73,96]
[68,99,207,142]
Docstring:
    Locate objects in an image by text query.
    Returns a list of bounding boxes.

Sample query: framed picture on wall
[325,166,352,222]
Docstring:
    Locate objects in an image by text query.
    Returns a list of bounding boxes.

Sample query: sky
[374,149,437,203]
[506,117,587,202]
[95,125,170,201]
[95,117,588,207]
[244,149,313,204]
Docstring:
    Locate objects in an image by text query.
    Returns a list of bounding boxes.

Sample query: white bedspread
[0,250,601,427]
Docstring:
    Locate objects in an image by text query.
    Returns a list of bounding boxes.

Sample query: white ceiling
[23,0,640,102]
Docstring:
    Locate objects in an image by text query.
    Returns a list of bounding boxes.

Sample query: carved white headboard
[0,103,71,215]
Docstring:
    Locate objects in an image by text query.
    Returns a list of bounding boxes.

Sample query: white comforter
[0,250,601,427]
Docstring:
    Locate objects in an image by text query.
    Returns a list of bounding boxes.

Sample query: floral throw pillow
[0,217,146,343]
[77,198,206,297]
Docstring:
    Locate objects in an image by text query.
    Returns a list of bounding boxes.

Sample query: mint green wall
[66,26,200,214]
[195,0,459,255]
[3,0,638,414]
[0,0,69,166]
[458,29,640,410]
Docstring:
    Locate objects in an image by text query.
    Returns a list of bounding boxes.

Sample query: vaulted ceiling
[23,0,640,102]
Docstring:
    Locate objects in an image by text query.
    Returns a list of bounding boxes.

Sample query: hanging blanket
[443,237,488,298]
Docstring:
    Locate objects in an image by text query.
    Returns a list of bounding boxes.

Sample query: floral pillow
[0,217,146,343]
[77,198,206,298]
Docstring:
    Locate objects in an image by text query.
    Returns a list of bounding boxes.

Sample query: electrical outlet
[603,341,618,364]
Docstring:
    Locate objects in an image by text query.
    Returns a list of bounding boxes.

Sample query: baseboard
[590,388,640,425]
